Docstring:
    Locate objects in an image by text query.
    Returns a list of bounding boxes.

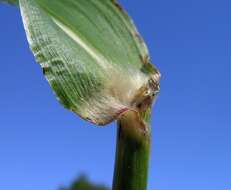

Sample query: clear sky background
[0,0,230,190]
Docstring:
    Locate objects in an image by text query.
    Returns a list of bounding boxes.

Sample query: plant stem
[112,110,151,190]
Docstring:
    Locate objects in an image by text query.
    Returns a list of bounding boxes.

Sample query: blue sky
[0,0,231,190]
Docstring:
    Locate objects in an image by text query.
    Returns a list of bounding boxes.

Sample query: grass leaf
[19,0,160,125]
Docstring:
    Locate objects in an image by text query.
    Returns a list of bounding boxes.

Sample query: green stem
[112,110,151,190]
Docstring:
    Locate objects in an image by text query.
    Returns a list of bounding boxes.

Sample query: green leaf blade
[19,0,160,125]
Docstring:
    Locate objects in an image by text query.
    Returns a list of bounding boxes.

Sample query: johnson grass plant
[1,0,160,189]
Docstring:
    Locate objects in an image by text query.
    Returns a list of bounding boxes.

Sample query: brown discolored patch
[139,54,150,65]
[130,110,148,132]
[119,109,147,133]
[42,66,49,75]
[111,0,123,11]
